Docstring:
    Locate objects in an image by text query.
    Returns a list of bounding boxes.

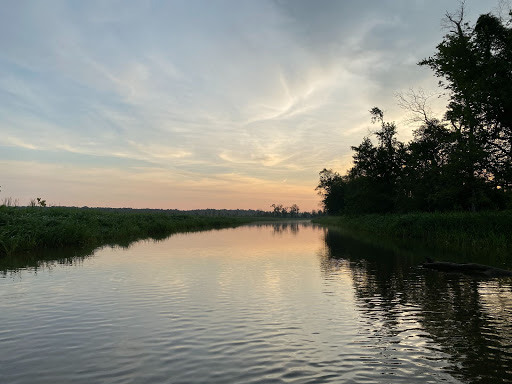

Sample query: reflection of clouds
[467,281,512,351]
[320,227,512,384]
[262,267,284,313]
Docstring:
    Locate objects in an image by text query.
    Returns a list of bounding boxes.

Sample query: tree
[315,169,346,214]
[271,203,284,217]
[317,6,512,214]
[419,6,512,209]
[395,90,457,210]
[347,108,406,213]
[403,119,459,211]
[289,204,300,217]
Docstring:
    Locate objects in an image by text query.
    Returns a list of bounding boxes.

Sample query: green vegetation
[0,206,256,257]
[314,7,512,263]
[317,7,512,215]
[314,211,512,257]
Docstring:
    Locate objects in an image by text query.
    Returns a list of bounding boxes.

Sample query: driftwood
[422,260,512,277]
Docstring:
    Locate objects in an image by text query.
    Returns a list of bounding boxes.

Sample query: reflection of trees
[415,276,512,383]
[0,226,238,276]
[248,221,312,236]
[0,246,95,277]
[320,227,512,384]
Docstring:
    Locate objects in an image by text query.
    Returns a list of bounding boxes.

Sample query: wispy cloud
[0,0,500,210]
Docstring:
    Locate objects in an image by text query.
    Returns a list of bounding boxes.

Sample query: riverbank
[0,206,257,257]
[313,211,512,257]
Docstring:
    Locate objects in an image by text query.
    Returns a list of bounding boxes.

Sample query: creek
[1,221,511,383]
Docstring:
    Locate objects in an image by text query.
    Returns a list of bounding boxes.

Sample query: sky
[0,0,504,211]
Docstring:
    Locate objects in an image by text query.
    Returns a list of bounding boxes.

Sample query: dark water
[1,222,511,383]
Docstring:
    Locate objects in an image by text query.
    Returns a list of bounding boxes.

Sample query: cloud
[0,0,501,210]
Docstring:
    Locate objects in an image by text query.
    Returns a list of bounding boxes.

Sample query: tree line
[317,7,512,214]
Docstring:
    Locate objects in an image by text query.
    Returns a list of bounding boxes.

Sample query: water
[1,222,511,383]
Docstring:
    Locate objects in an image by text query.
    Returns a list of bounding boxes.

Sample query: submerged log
[422,261,512,277]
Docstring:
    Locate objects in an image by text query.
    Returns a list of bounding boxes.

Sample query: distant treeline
[59,206,321,218]
[317,8,512,214]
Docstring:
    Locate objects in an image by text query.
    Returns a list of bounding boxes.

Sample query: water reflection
[0,225,272,276]
[0,246,95,277]
[247,220,310,236]
[3,221,511,383]
[320,227,512,384]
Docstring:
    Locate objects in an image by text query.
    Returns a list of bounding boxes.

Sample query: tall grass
[313,211,512,255]
[0,206,255,257]
[1,197,19,207]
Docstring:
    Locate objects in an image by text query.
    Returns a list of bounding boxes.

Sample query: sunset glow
[0,0,499,211]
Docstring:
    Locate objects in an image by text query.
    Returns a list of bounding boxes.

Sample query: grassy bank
[313,211,512,254]
[0,206,256,257]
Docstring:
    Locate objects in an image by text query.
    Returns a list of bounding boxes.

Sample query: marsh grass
[1,197,19,207]
[0,206,255,257]
[314,211,512,261]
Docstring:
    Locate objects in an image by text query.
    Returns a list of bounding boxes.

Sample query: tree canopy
[318,7,512,214]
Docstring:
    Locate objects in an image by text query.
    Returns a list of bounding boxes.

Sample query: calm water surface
[1,222,512,383]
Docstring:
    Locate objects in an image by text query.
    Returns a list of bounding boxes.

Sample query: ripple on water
[2,224,510,383]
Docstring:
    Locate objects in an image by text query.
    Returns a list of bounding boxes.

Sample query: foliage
[313,210,512,257]
[348,107,407,213]
[317,7,512,214]
[315,169,346,215]
[0,207,256,257]
[419,8,512,208]
[1,197,19,207]
[270,203,302,217]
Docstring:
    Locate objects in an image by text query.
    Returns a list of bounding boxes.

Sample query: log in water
[422,260,512,277]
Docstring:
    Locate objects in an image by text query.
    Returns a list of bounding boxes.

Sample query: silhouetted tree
[419,6,512,210]
[271,203,283,217]
[316,169,346,214]
[289,204,300,217]
[317,6,512,215]
[346,108,406,213]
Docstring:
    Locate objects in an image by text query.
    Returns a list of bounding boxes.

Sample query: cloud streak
[0,0,501,210]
